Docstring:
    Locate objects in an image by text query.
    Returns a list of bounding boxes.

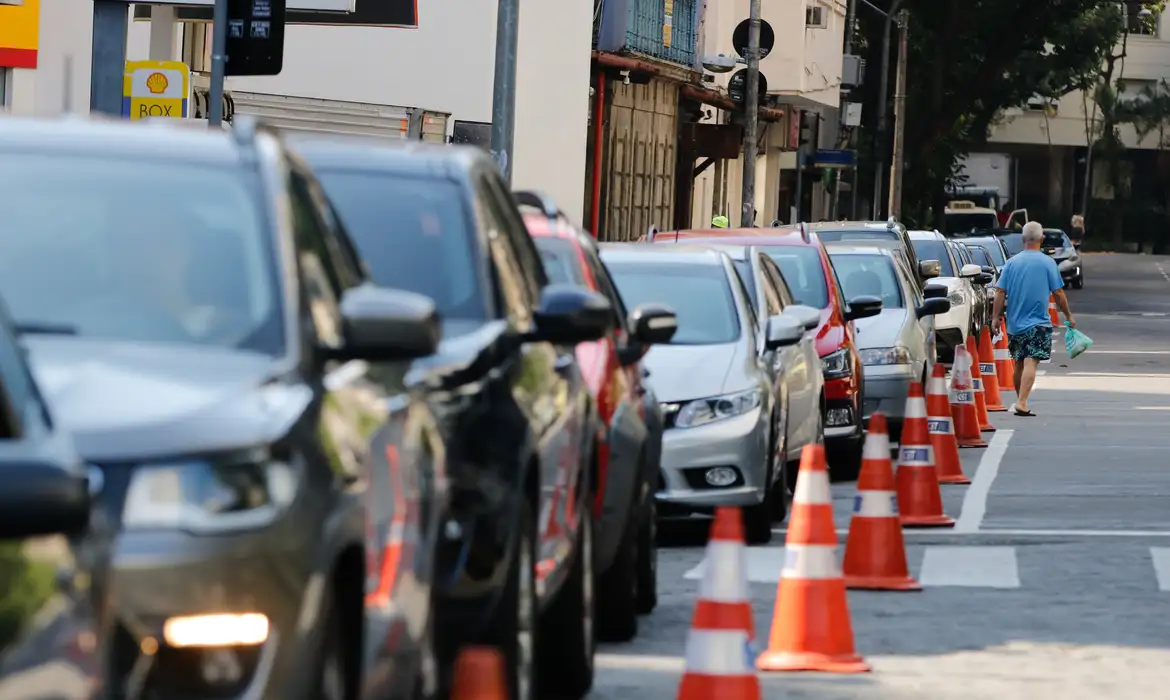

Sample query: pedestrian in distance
[1070,213,1085,248]
[989,221,1076,417]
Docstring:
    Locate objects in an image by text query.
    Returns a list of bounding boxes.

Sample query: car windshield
[815,228,899,244]
[946,212,1000,233]
[731,259,758,307]
[1043,231,1066,248]
[0,153,284,354]
[533,237,586,286]
[314,170,486,321]
[910,239,955,277]
[999,233,1025,257]
[829,253,905,309]
[603,260,739,345]
[759,246,829,308]
[965,238,1006,266]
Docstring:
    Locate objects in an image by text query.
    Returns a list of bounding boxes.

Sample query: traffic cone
[977,326,1007,412]
[949,345,987,448]
[451,646,508,700]
[965,335,996,433]
[926,363,969,484]
[843,413,921,591]
[1048,295,1060,326]
[895,383,955,528]
[994,319,1016,392]
[756,444,870,674]
[678,508,761,700]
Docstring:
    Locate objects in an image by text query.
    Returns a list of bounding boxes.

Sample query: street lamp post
[740,0,763,228]
[869,0,905,220]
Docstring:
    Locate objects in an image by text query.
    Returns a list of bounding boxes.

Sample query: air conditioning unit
[806,5,827,28]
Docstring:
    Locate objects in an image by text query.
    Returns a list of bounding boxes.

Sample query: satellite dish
[732,19,776,60]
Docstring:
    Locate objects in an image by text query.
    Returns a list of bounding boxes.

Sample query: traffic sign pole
[208,0,229,126]
[739,0,762,228]
[490,0,519,183]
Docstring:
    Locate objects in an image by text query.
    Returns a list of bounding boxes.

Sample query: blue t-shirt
[996,250,1063,334]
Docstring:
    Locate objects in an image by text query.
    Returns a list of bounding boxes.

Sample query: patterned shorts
[1007,325,1052,362]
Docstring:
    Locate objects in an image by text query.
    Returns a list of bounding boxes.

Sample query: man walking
[990,221,1076,416]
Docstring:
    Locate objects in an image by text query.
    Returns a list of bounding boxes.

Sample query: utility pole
[831,0,859,220]
[207,0,229,126]
[740,0,763,228]
[490,0,520,183]
[870,0,904,219]
[887,9,909,219]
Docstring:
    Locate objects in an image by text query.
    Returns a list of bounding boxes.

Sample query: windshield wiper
[15,322,79,335]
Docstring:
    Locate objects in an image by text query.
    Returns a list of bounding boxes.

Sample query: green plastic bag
[1064,322,1093,359]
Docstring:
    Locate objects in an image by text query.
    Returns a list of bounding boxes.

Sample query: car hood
[24,336,309,462]
[931,276,963,291]
[852,309,909,350]
[641,342,741,403]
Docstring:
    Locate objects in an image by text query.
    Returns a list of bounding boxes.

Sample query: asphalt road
[590,252,1170,699]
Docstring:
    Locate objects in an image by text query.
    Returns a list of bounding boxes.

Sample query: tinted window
[815,229,899,244]
[732,259,758,307]
[759,246,829,308]
[315,170,486,321]
[533,237,586,286]
[1043,230,1066,248]
[909,239,955,277]
[829,253,904,309]
[965,238,1006,266]
[999,234,1025,257]
[604,261,739,345]
[0,153,283,354]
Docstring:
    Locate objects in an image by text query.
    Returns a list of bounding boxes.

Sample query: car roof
[823,244,898,257]
[598,243,728,265]
[522,212,584,242]
[807,220,901,231]
[690,243,753,260]
[286,131,488,177]
[824,237,902,250]
[661,232,818,248]
[908,230,945,241]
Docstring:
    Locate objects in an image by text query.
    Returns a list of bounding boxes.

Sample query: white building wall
[6,0,93,116]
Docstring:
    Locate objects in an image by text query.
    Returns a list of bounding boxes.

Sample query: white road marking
[1150,548,1170,591]
[770,527,1170,538]
[919,546,1020,588]
[683,546,788,584]
[596,653,685,672]
[1135,406,1170,411]
[953,429,1014,533]
[1156,262,1170,282]
[1074,350,1170,355]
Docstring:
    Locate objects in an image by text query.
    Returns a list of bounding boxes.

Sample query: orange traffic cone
[678,508,760,699]
[950,345,987,448]
[977,326,1007,412]
[1048,295,1060,326]
[895,383,955,528]
[926,363,969,485]
[451,646,509,700]
[994,319,1016,392]
[843,413,921,591]
[756,444,870,674]
[966,336,996,433]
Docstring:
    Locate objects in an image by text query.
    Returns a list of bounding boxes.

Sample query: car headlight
[821,348,851,378]
[121,451,299,534]
[947,291,965,307]
[859,346,912,366]
[674,389,762,429]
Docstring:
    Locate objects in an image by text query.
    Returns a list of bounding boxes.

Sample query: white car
[908,230,986,362]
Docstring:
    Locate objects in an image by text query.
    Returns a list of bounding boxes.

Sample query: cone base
[845,574,922,591]
[986,405,1007,412]
[756,651,871,674]
[957,438,988,448]
[900,514,956,528]
[979,424,997,432]
[937,474,972,485]
[678,673,762,700]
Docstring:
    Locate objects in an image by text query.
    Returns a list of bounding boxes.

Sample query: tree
[852,0,1156,228]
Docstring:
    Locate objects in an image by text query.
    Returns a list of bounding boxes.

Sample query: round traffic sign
[732,19,775,60]
[727,69,769,105]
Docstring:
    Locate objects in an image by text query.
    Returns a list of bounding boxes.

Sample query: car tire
[1073,272,1084,289]
[769,418,789,523]
[634,495,658,615]
[537,497,595,698]
[485,499,538,700]
[596,504,639,642]
[312,596,346,700]
[744,423,777,545]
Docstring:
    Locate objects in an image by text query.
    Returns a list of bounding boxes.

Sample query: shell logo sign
[0,0,39,69]
[122,60,190,120]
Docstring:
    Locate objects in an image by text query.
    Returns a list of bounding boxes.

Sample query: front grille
[108,620,262,700]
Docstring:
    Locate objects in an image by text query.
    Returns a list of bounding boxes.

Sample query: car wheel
[634,494,658,615]
[312,597,346,700]
[596,503,639,642]
[1073,272,1084,289]
[485,500,538,700]
[769,416,789,523]
[537,498,595,698]
[744,420,777,545]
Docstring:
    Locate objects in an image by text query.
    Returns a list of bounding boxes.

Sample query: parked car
[955,228,1025,259]
[907,231,985,362]
[647,227,880,479]
[0,296,111,700]
[951,241,997,334]
[955,234,1011,271]
[824,245,950,440]
[294,134,613,699]
[518,191,677,637]
[0,116,447,700]
[805,220,940,291]
[665,242,826,493]
[599,244,809,544]
[1042,229,1084,289]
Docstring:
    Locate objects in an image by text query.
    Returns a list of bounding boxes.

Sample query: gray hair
[1022,221,1045,244]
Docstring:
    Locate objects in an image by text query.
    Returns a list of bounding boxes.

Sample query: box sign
[123,60,191,119]
[0,0,38,69]
[133,0,416,27]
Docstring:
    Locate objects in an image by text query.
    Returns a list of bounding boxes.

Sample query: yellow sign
[0,0,39,69]
[123,60,190,120]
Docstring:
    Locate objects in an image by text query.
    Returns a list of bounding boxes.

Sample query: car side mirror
[959,263,982,278]
[923,283,948,300]
[339,285,442,361]
[0,457,91,539]
[918,259,941,279]
[530,285,614,344]
[765,314,805,350]
[784,304,821,332]
[845,295,883,321]
[974,272,994,285]
[628,303,677,345]
[917,297,951,319]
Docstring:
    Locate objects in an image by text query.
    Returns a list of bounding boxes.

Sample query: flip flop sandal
[1009,403,1035,417]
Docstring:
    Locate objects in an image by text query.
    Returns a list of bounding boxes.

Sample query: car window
[728,261,760,331]
[999,234,1025,257]
[910,239,956,277]
[731,259,759,309]
[290,171,348,350]
[472,178,534,328]
[829,253,905,309]
[969,246,993,267]
[483,174,548,300]
[946,212,1000,233]
[0,152,284,355]
[533,237,587,286]
[756,255,784,317]
[313,169,487,321]
[760,256,796,307]
[580,246,630,339]
[759,246,829,308]
[1042,230,1066,248]
[966,238,1006,266]
[604,260,740,345]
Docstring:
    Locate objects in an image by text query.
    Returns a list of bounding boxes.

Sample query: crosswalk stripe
[919,546,1020,588]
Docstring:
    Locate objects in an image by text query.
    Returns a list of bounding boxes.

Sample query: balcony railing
[595,0,698,68]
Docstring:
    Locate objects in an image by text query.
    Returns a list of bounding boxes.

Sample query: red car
[518,192,678,639]
[649,226,880,478]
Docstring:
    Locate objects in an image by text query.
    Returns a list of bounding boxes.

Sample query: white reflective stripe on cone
[683,629,755,675]
[928,377,949,395]
[782,543,841,580]
[862,431,890,459]
[699,541,750,602]
[904,396,928,419]
[993,349,1011,359]
[853,490,897,517]
[793,470,832,505]
[950,389,975,404]
[927,416,954,435]
[898,443,934,467]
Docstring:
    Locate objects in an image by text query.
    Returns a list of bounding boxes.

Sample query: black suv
[0,115,447,700]
[292,135,613,699]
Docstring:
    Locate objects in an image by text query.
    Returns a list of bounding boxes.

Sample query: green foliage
[0,542,57,649]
